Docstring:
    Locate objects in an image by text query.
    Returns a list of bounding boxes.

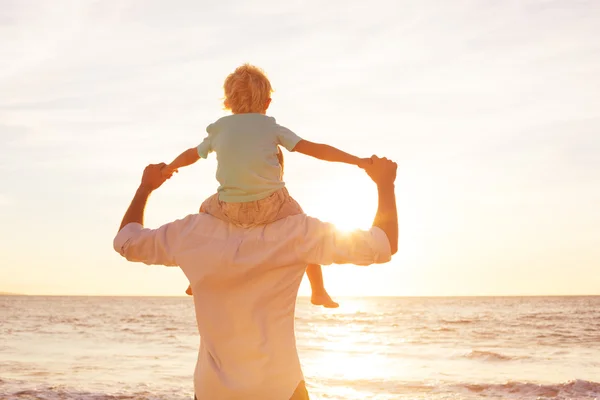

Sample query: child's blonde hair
[223,64,273,114]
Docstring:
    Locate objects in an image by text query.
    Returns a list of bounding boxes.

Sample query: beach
[1,295,599,399]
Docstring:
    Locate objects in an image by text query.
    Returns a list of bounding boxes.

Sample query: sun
[295,175,377,232]
[312,202,372,232]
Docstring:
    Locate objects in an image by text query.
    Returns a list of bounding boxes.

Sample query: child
[163,64,370,308]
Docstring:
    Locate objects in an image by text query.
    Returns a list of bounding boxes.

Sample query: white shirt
[113,213,391,399]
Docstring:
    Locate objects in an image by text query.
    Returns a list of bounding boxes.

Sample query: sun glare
[298,177,377,233]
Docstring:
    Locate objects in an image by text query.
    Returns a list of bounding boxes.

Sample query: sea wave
[2,378,599,400]
[312,378,600,399]
[0,389,157,400]
[464,350,519,362]
[439,318,473,324]
[0,381,192,400]
[455,379,600,399]
[430,327,455,332]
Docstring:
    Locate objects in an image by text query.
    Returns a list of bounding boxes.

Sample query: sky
[0,0,599,296]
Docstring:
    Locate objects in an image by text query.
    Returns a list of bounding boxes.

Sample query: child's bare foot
[311,292,339,308]
[185,285,192,296]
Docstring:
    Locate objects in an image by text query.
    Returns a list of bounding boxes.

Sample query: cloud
[1,0,599,294]
[0,193,13,207]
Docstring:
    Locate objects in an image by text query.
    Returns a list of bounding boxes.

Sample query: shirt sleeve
[196,135,212,159]
[294,217,392,266]
[113,220,185,267]
[275,124,302,152]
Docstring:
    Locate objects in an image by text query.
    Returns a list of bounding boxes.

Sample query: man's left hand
[140,163,172,191]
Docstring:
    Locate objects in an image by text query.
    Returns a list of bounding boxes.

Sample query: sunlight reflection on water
[2,296,600,399]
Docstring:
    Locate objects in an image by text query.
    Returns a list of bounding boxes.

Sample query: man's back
[114,212,391,399]
[184,214,308,399]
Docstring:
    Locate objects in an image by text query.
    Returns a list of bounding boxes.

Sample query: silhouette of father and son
[114,64,398,399]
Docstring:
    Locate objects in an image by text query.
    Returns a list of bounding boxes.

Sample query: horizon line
[2,293,599,298]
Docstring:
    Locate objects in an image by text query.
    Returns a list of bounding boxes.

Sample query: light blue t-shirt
[197,113,303,203]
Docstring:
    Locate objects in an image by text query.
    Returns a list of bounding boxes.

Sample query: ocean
[1,295,599,400]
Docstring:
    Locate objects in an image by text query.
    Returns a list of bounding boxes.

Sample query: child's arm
[164,148,200,174]
[292,140,370,167]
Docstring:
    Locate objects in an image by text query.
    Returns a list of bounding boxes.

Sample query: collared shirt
[196,113,302,203]
[113,213,392,399]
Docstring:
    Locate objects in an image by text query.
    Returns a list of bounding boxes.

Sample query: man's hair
[223,64,273,114]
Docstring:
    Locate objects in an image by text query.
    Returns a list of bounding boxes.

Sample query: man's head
[223,64,273,114]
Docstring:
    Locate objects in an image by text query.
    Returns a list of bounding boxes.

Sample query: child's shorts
[200,187,304,228]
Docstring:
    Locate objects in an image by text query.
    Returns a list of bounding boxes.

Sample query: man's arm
[367,157,398,255]
[292,140,369,167]
[119,185,152,231]
[114,163,180,266]
[373,183,398,254]
[118,163,170,231]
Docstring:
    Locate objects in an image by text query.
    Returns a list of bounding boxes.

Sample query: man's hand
[118,163,173,231]
[161,164,178,178]
[363,156,397,186]
[356,158,373,170]
[140,163,173,192]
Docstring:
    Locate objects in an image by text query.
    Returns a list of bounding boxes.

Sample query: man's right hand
[363,155,397,186]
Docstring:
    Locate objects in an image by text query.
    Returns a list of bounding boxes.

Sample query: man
[113,156,398,399]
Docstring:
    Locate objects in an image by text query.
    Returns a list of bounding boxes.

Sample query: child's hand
[357,158,373,169]
[161,165,178,178]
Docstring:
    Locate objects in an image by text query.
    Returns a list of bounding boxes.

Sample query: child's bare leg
[185,285,192,296]
[306,264,339,308]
